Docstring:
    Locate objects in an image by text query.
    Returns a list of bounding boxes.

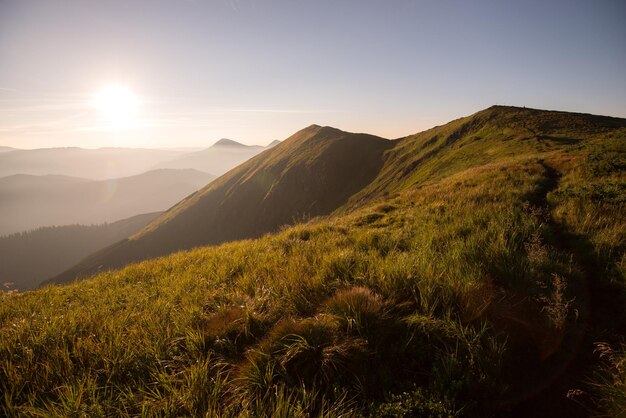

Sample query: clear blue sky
[1,0,625,148]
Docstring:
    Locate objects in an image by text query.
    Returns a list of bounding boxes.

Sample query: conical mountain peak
[212,138,245,147]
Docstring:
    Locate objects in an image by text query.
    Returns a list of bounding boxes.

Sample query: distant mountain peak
[266,140,281,148]
[212,138,245,147]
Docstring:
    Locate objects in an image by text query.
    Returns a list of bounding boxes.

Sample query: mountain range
[155,138,278,176]
[0,138,280,288]
[0,169,215,236]
[3,105,625,416]
[0,147,186,180]
[0,139,279,180]
[0,138,283,236]
[50,105,626,284]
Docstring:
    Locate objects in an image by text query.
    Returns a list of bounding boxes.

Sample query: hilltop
[348,105,626,206]
[212,138,252,147]
[3,106,625,417]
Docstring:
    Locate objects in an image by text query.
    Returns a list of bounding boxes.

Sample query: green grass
[1,107,625,416]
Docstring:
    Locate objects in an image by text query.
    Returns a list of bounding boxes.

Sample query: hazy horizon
[1,0,625,149]
[0,140,269,151]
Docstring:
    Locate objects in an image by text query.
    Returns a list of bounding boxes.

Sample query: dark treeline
[0,212,159,291]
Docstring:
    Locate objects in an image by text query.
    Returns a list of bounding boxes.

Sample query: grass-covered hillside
[1,106,625,416]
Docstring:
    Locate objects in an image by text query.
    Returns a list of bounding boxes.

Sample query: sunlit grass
[1,123,624,415]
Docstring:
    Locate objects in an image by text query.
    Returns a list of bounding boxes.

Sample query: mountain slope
[0,169,215,235]
[347,105,626,208]
[155,139,265,176]
[0,147,185,179]
[53,106,626,285]
[51,125,392,282]
[3,105,625,416]
[0,212,160,291]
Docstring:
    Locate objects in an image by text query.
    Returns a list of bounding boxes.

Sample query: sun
[91,84,139,130]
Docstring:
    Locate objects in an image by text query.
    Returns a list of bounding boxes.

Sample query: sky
[0,0,625,149]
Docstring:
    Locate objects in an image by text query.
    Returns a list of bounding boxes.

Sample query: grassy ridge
[50,107,626,286]
[1,107,625,416]
[2,158,623,415]
[347,105,626,208]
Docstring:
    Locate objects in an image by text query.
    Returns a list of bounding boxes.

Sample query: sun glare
[91,84,139,130]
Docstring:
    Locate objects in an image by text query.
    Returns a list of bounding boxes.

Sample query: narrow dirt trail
[506,160,625,416]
